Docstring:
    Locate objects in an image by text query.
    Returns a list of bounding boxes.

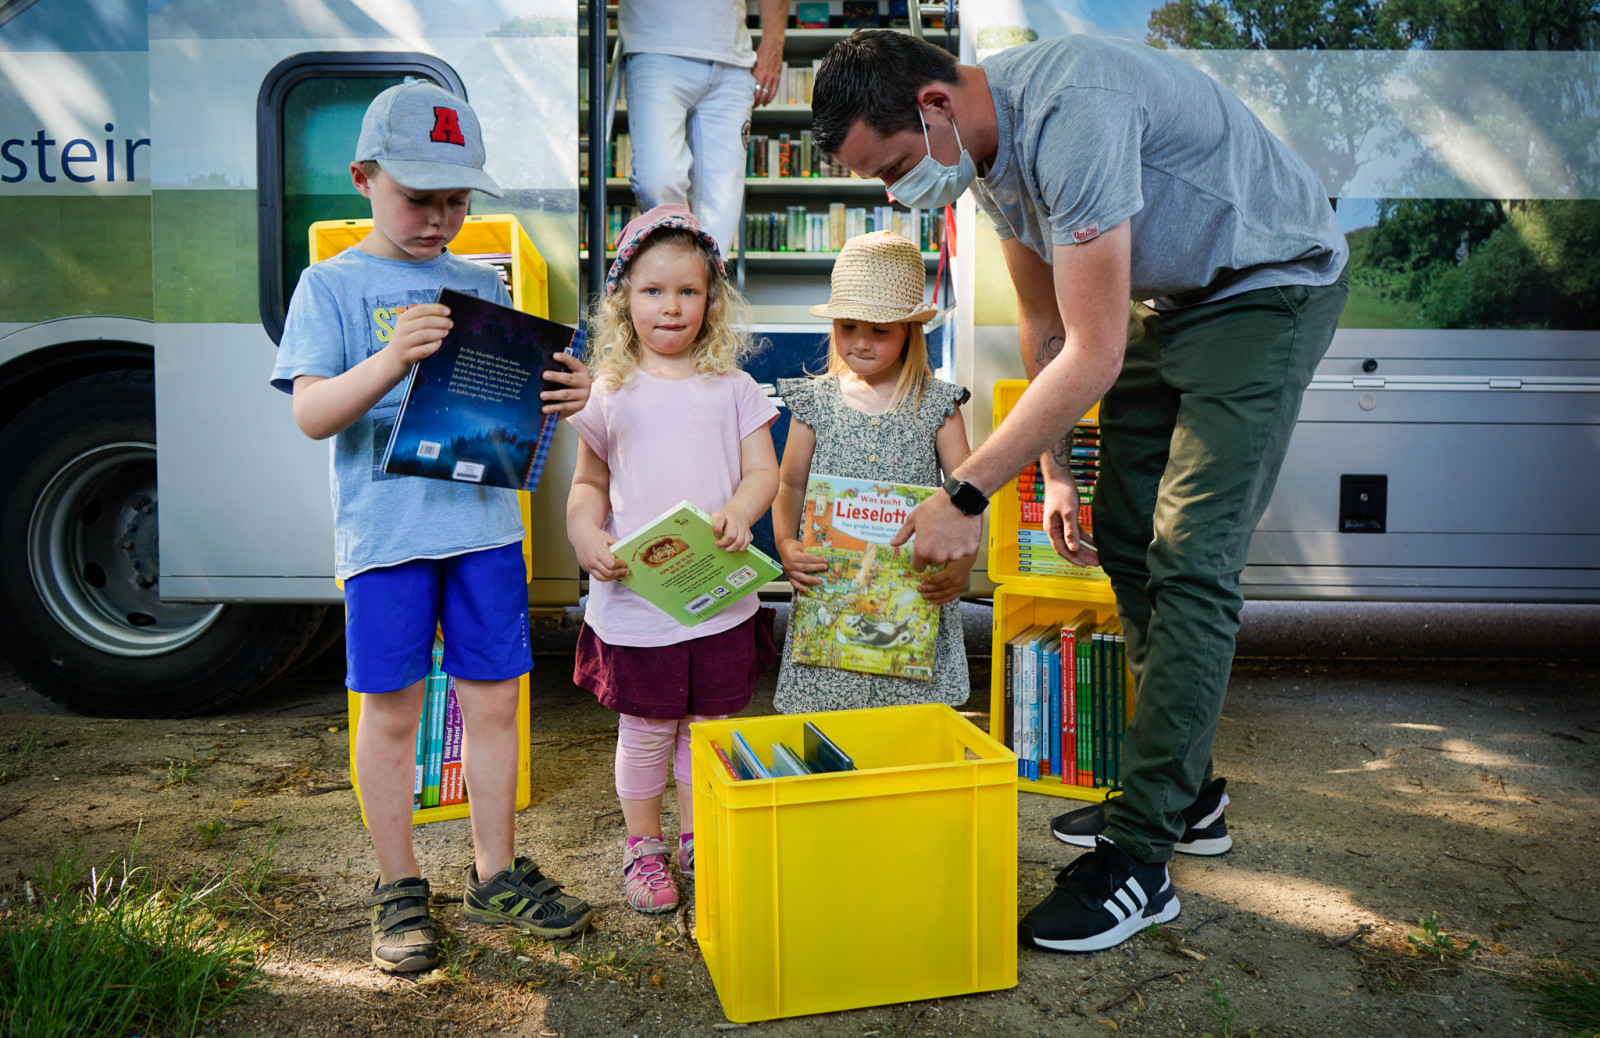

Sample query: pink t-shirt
[568,368,778,647]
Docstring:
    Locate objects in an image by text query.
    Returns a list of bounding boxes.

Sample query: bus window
[257,52,465,343]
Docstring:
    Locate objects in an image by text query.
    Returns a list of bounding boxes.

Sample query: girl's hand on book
[386,303,452,372]
[777,538,825,594]
[542,351,592,416]
[918,552,974,606]
[711,509,753,552]
[574,526,629,582]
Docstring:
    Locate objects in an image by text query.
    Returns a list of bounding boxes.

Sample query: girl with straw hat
[772,231,973,711]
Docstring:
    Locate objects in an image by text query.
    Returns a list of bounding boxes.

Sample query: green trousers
[1096,274,1348,863]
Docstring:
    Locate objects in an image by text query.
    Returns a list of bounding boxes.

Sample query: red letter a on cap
[430,107,466,146]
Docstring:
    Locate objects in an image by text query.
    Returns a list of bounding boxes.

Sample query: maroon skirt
[573,607,777,719]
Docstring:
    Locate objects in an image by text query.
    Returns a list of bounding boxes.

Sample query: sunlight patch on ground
[1387,722,1447,732]
[1181,861,1381,933]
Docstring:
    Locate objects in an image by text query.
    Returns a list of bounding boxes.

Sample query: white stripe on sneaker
[1114,887,1141,915]
[1190,793,1229,829]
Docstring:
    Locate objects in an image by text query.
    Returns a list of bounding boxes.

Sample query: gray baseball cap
[355,81,503,198]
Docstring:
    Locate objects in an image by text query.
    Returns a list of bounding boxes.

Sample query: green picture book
[611,500,781,627]
[788,474,940,680]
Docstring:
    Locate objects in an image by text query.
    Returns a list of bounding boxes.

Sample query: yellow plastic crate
[990,583,1134,802]
[689,704,1018,1023]
[309,213,549,318]
[346,672,532,828]
[987,379,1108,592]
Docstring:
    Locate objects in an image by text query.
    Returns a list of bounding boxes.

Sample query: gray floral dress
[773,375,972,713]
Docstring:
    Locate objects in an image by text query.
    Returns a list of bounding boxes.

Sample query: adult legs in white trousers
[624,52,755,258]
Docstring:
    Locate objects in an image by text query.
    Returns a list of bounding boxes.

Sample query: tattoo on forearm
[1049,434,1072,466]
[1035,334,1064,369]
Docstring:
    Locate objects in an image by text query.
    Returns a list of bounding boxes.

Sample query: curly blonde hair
[585,230,756,389]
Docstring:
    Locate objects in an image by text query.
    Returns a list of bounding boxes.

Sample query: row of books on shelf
[746,1,943,30]
[712,721,856,781]
[415,641,465,810]
[1012,420,1100,575]
[746,131,850,179]
[746,203,943,253]
[1004,614,1128,788]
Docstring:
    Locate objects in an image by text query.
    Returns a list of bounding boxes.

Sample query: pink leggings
[615,713,723,800]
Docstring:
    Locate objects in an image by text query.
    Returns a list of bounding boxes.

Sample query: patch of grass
[194,819,228,848]
[1202,978,1241,1038]
[1407,912,1480,964]
[1525,956,1600,1036]
[157,751,218,790]
[0,731,36,785]
[565,934,647,986]
[0,846,264,1038]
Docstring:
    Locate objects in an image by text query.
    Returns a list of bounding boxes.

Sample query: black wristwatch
[942,476,990,516]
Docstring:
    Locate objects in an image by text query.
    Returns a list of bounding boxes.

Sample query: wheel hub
[28,441,223,656]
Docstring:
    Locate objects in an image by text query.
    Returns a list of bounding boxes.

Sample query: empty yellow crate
[346,672,532,828]
[689,704,1018,1022]
[987,378,1108,592]
[990,583,1133,802]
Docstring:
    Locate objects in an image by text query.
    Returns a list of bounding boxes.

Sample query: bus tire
[0,370,330,717]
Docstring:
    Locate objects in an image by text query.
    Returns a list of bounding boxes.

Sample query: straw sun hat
[810,230,937,324]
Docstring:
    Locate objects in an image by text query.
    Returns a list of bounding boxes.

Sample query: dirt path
[1,602,1597,1037]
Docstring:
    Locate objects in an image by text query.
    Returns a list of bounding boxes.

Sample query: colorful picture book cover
[611,501,782,627]
[382,287,572,492]
[789,474,939,680]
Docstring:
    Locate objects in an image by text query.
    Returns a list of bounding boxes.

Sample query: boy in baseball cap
[269,80,595,973]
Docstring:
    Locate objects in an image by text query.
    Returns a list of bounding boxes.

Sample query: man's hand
[777,537,826,594]
[385,303,452,374]
[752,36,783,107]
[1042,464,1099,567]
[573,526,629,582]
[918,552,974,606]
[891,490,982,571]
[712,508,753,552]
[542,351,591,416]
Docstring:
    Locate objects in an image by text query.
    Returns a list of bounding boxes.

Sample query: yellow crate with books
[688,704,1017,1022]
[988,380,1135,801]
[309,212,548,318]
[987,379,1106,591]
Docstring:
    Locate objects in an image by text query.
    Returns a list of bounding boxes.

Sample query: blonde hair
[820,319,932,414]
[585,230,756,389]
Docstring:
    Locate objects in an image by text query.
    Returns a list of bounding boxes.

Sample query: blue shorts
[344,542,531,694]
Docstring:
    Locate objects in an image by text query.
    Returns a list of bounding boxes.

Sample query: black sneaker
[1051,777,1233,856]
[1020,837,1179,952]
[363,876,440,973]
[462,857,594,938]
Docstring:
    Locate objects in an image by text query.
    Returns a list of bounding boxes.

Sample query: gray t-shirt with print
[270,248,524,580]
[972,35,1347,309]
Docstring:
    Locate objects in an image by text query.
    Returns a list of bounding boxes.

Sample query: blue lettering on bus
[0,123,149,183]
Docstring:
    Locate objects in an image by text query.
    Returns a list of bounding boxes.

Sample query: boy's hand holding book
[540,351,591,417]
[776,536,826,595]
[574,525,630,582]
[387,302,453,373]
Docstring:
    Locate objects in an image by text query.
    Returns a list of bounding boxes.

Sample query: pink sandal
[623,837,678,914]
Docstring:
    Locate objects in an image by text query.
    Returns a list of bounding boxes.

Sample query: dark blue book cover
[382,287,573,492]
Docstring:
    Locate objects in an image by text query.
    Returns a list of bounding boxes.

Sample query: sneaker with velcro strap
[462,856,594,937]
[1019,836,1180,953]
[1051,777,1233,856]
[363,876,440,973]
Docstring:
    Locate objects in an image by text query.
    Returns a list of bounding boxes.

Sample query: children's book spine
[1090,628,1105,789]
[1023,632,1040,782]
[1010,635,1024,778]
[1060,627,1075,785]
[441,676,464,807]
[1046,636,1061,780]
[1112,627,1127,791]
[1076,627,1091,787]
[413,696,425,810]
[422,659,445,808]
[1003,630,1015,760]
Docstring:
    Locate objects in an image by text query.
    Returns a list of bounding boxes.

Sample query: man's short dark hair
[812,29,958,155]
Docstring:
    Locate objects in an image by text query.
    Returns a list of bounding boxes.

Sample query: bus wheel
[0,370,329,717]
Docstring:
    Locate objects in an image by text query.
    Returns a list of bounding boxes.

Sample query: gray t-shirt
[270,248,524,580]
[972,35,1347,309]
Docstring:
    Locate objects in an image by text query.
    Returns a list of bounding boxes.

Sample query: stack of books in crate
[1002,615,1127,789]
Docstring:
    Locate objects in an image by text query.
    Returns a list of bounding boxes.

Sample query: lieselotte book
[381,287,570,492]
[788,474,939,680]
[610,500,782,627]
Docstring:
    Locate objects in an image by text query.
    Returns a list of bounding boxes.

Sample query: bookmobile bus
[1,0,1595,717]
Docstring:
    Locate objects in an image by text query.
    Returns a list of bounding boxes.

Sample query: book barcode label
[684,593,716,615]
[451,460,486,482]
[416,440,441,460]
